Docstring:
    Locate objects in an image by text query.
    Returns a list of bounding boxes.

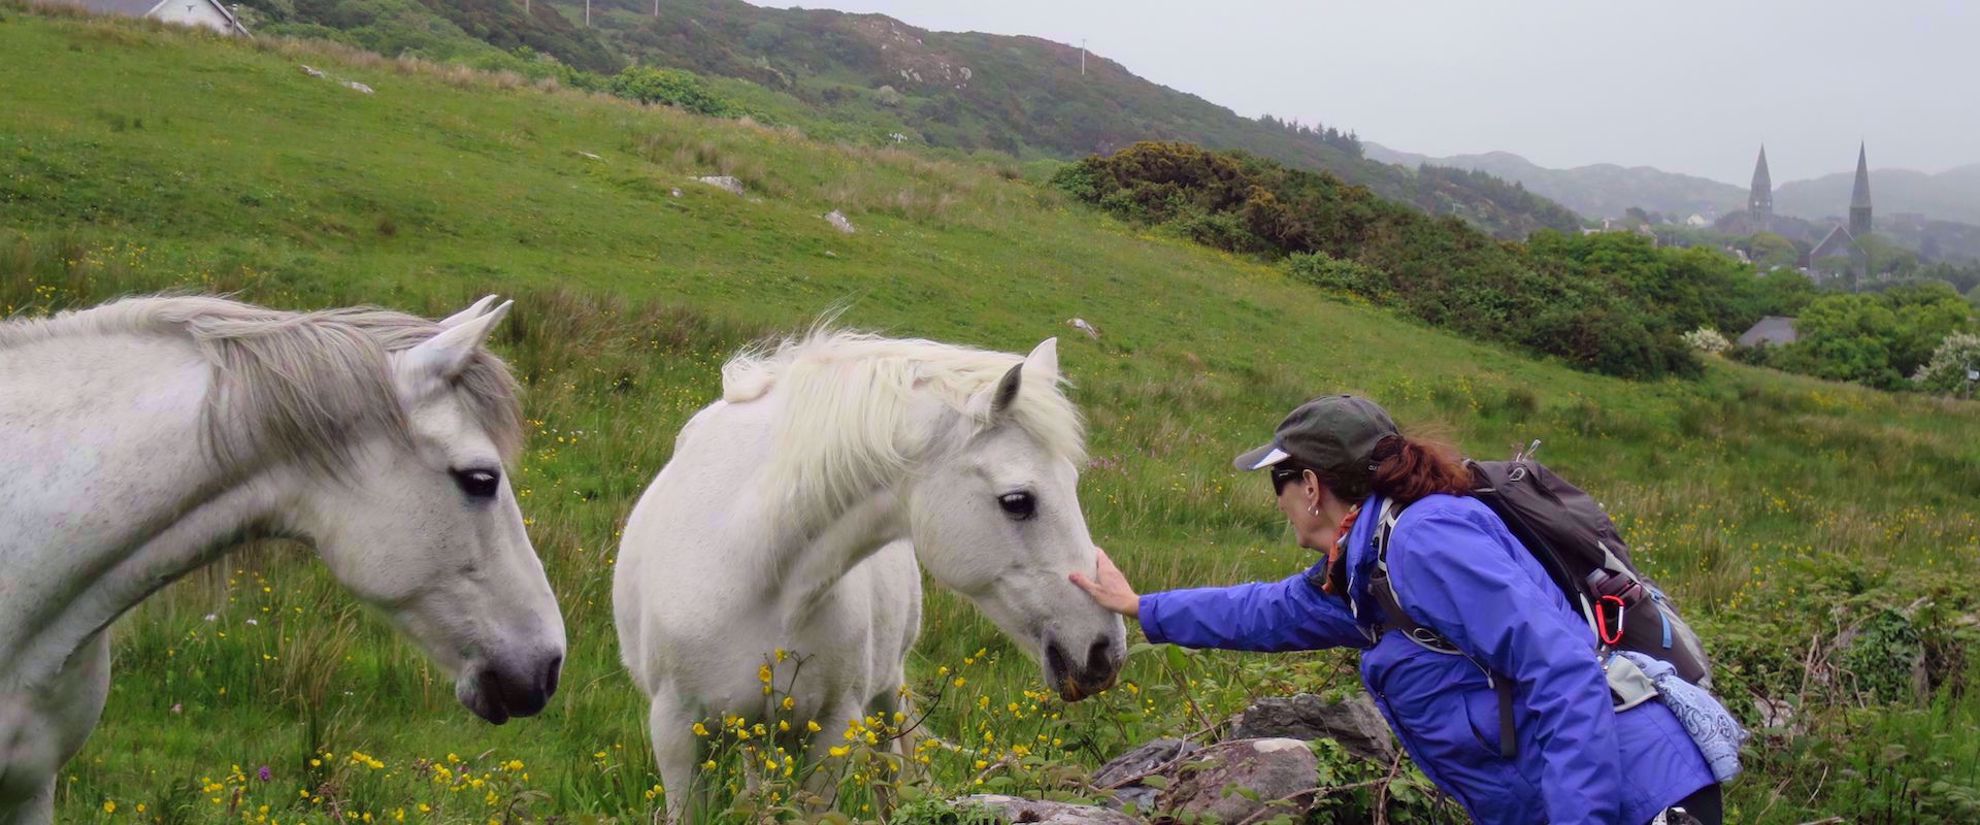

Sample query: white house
[62,0,249,37]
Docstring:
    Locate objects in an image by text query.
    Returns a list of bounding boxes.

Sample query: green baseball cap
[1233,394,1399,497]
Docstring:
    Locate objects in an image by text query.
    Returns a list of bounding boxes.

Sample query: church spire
[1849,142,1872,238]
[1748,144,1773,220]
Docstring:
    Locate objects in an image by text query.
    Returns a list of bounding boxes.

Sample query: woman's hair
[1364,432,1473,506]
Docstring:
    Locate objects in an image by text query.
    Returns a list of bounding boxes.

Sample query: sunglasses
[1270,465,1310,495]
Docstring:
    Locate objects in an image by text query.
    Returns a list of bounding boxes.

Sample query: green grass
[4,10,1980,822]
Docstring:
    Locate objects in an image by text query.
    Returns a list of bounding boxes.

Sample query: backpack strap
[1369,499,1519,760]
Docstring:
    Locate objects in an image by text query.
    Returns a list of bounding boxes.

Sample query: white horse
[0,296,566,825]
[614,329,1127,819]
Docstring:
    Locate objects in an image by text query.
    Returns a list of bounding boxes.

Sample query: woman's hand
[1070,546,1139,619]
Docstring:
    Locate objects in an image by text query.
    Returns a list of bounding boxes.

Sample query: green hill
[228,0,1583,238]
[5,10,1980,822]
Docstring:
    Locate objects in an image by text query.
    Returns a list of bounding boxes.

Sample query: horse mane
[0,295,523,476]
[721,326,1086,526]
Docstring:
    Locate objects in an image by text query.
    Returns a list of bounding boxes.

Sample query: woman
[1070,395,1721,825]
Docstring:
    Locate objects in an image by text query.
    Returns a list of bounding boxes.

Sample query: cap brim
[1232,444,1290,471]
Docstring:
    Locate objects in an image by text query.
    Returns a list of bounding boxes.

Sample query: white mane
[721,327,1086,526]
[0,295,522,476]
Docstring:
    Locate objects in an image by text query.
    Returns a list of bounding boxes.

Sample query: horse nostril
[540,654,563,698]
[1085,638,1115,677]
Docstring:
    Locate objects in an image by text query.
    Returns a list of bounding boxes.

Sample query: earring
[1310,507,1320,516]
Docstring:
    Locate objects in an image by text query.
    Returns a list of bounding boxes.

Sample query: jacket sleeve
[1138,567,1368,653]
[1387,507,1623,825]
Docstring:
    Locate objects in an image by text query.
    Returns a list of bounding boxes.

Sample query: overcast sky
[765,0,1977,186]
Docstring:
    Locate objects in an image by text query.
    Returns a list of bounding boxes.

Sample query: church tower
[1849,142,1872,238]
[1748,145,1773,220]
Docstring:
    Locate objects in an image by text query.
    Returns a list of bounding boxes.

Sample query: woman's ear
[1302,469,1324,512]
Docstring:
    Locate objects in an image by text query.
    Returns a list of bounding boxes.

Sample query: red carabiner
[1596,594,1626,646]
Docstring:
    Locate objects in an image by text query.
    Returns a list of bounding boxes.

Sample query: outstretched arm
[1072,548,1365,653]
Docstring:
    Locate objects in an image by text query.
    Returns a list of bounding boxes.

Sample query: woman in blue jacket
[1070,395,1721,825]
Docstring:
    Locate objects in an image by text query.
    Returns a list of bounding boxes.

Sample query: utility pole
[585,0,591,26]
[1080,39,1086,76]
[653,0,659,16]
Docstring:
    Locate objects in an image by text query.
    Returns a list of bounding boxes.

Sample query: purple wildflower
[257,765,271,782]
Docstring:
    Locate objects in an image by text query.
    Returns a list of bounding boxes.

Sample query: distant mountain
[1364,143,1745,220]
[1775,164,1980,227]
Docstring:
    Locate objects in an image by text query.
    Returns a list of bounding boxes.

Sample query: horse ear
[403,300,512,388]
[969,338,1058,421]
[1022,337,1059,383]
[437,295,500,329]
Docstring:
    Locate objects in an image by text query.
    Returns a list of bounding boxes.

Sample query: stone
[341,80,374,95]
[670,188,683,198]
[577,151,602,161]
[1093,737,1196,788]
[1230,693,1396,764]
[824,209,856,234]
[955,794,1139,825]
[299,64,326,78]
[1159,738,1319,823]
[1092,737,1197,812]
[694,175,745,196]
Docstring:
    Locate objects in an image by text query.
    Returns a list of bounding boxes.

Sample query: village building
[58,0,249,37]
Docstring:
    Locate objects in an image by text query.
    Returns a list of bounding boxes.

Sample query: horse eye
[997,492,1037,521]
[452,468,501,499]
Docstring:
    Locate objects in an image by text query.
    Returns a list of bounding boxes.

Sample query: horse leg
[646,693,699,825]
[1,634,110,825]
[800,700,867,811]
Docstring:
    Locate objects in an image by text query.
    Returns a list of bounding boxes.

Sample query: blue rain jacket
[1139,494,1714,825]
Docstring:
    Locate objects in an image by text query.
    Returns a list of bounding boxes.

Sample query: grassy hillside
[5,11,1980,822]
[207,0,1587,238]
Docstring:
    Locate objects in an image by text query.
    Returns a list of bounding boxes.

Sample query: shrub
[1912,332,1980,397]
[608,66,738,117]
[1683,327,1731,355]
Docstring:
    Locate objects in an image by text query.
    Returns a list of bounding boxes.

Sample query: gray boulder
[956,794,1139,825]
[1231,692,1397,764]
[694,175,745,196]
[824,209,856,234]
[1092,738,1198,812]
[1159,738,1318,823]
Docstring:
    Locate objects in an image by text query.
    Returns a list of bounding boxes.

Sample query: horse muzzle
[1045,634,1123,703]
[458,651,562,725]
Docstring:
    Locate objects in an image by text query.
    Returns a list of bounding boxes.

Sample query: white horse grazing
[0,296,565,825]
[614,329,1127,818]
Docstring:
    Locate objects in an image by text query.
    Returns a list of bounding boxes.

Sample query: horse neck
[0,334,298,686]
[721,390,935,623]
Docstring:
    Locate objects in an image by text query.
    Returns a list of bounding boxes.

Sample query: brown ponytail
[1367,433,1473,506]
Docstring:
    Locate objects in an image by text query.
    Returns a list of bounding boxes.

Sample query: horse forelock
[720,327,1086,526]
[2,296,523,477]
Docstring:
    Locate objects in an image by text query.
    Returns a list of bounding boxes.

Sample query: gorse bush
[608,66,739,117]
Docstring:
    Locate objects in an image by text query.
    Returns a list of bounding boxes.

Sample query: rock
[670,188,683,197]
[299,64,326,78]
[955,794,1138,825]
[1093,738,1196,788]
[694,175,745,196]
[341,80,374,95]
[1067,318,1100,340]
[1231,693,1397,764]
[1160,738,1319,823]
[1093,738,1197,812]
[824,209,856,234]
[577,151,602,161]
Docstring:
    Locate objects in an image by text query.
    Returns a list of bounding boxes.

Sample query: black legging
[1662,783,1723,825]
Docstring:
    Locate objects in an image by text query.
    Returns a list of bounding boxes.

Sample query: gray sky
[767,0,1977,186]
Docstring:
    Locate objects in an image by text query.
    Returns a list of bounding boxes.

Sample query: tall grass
[5,10,1980,821]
